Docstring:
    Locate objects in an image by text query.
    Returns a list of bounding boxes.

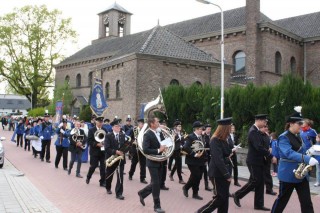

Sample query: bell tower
[98,2,132,39]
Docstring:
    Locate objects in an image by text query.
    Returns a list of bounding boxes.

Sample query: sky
[0,0,319,93]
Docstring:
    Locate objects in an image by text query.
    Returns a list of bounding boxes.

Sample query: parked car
[0,137,5,168]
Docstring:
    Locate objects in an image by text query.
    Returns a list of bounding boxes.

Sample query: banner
[90,78,108,116]
[55,101,63,127]
[139,103,147,120]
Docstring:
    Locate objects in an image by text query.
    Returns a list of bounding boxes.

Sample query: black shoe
[46,160,51,163]
[192,195,203,200]
[179,180,186,184]
[123,172,126,175]
[169,175,174,181]
[160,186,169,190]
[76,174,83,178]
[107,190,112,194]
[55,165,58,169]
[100,183,106,187]
[229,193,234,197]
[68,169,71,175]
[129,176,132,180]
[140,179,148,184]
[234,182,241,187]
[182,186,188,197]
[138,191,145,206]
[233,193,241,207]
[86,178,90,184]
[254,206,270,211]
[154,208,165,213]
[63,168,68,171]
[266,191,277,196]
[116,195,124,200]
[41,158,44,162]
[205,187,212,191]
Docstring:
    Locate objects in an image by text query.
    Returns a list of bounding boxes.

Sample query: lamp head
[196,0,211,4]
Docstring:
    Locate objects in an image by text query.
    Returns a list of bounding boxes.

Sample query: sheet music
[160,138,173,147]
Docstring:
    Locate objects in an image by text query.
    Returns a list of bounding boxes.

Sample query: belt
[280,158,296,163]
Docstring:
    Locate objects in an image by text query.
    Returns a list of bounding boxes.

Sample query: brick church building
[55,0,320,119]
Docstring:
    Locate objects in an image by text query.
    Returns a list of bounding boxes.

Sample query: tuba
[137,89,175,162]
[181,139,209,155]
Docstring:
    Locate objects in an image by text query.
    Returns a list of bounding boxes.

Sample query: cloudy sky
[0,0,319,93]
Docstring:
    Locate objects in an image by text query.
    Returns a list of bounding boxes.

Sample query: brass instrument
[106,133,132,167]
[70,128,86,149]
[25,135,39,140]
[94,129,106,151]
[132,126,140,145]
[137,89,175,162]
[181,140,210,156]
[293,163,312,179]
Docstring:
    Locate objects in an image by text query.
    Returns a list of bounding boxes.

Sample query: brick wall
[306,41,320,85]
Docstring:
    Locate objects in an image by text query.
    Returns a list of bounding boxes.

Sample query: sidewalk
[0,158,60,213]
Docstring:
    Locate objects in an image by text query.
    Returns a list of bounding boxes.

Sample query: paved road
[1,128,320,212]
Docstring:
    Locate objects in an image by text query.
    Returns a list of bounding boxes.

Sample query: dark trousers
[55,146,68,169]
[168,155,174,170]
[129,150,146,181]
[197,177,230,213]
[264,161,274,192]
[69,151,83,174]
[106,162,124,196]
[139,166,163,209]
[271,178,314,213]
[185,164,205,195]
[17,134,23,147]
[40,140,51,160]
[203,163,209,184]
[231,154,239,184]
[24,139,30,151]
[161,159,167,187]
[235,164,265,208]
[87,154,106,184]
[32,147,40,157]
[170,150,183,180]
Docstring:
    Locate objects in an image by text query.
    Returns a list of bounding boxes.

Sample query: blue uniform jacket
[102,124,112,133]
[271,139,280,159]
[34,125,41,136]
[16,123,25,135]
[300,128,317,150]
[54,128,70,147]
[24,128,31,140]
[278,130,311,183]
[39,122,55,140]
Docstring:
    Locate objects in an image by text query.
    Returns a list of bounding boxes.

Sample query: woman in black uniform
[196,117,233,213]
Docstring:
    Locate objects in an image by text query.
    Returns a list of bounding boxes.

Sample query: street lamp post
[196,0,224,119]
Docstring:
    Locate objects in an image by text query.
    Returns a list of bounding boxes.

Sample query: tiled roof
[98,2,132,15]
[274,11,320,38]
[0,96,30,110]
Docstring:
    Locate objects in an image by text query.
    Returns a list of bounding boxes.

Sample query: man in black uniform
[202,124,213,191]
[233,114,271,211]
[105,118,126,200]
[128,118,147,184]
[86,116,106,187]
[159,119,169,190]
[138,116,166,213]
[182,121,206,200]
[123,115,133,133]
[227,124,241,187]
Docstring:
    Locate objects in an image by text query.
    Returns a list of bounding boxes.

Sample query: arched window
[88,72,93,87]
[65,75,70,84]
[76,74,81,87]
[170,79,180,85]
[105,82,110,99]
[290,57,296,73]
[275,51,282,74]
[116,80,121,98]
[233,51,246,72]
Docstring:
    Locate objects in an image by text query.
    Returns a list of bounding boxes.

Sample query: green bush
[27,107,45,117]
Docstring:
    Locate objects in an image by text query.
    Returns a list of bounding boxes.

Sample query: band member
[169,120,186,184]
[54,119,70,170]
[196,118,233,213]
[138,116,166,213]
[128,118,147,184]
[233,114,271,211]
[182,121,206,200]
[202,124,212,191]
[24,123,31,151]
[31,119,42,158]
[300,118,317,149]
[86,116,106,187]
[105,118,126,200]
[271,115,318,213]
[39,113,55,163]
[228,124,241,187]
[102,118,112,133]
[123,115,133,133]
[16,119,25,147]
[68,121,86,177]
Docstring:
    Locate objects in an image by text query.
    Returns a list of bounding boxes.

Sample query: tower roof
[98,2,132,15]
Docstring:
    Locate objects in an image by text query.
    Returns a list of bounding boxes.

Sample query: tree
[48,82,74,115]
[0,5,77,108]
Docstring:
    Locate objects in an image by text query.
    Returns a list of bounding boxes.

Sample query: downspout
[304,42,307,85]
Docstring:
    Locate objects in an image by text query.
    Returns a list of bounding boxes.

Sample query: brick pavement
[1,128,320,213]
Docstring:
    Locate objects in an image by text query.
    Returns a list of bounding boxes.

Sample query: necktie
[115,134,119,141]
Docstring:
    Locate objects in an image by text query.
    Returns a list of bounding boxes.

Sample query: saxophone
[105,133,132,167]
[293,148,314,179]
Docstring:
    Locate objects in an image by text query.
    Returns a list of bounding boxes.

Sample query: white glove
[58,123,63,128]
[60,129,65,134]
[40,136,44,140]
[51,136,53,139]
[308,157,319,166]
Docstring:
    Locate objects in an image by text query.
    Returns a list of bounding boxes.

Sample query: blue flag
[90,79,108,116]
[55,101,63,127]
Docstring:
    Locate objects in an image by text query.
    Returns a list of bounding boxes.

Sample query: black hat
[91,114,96,119]
[110,118,122,126]
[32,120,37,124]
[192,121,203,128]
[255,114,268,120]
[44,113,50,117]
[216,117,232,126]
[104,118,110,123]
[286,112,303,123]
[126,117,132,122]
[37,118,43,122]
[95,116,104,122]
[173,120,181,127]
[137,118,144,123]
[204,123,212,128]
[62,119,68,123]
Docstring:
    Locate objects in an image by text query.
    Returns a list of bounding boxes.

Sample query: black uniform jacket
[69,128,86,153]
[183,133,205,166]
[105,131,126,164]
[143,129,164,168]
[208,137,231,179]
[88,126,107,156]
[246,125,270,166]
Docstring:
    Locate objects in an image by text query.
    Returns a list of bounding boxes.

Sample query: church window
[105,82,110,99]
[76,74,81,87]
[88,72,93,87]
[275,51,282,74]
[65,75,70,84]
[104,15,109,37]
[233,51,246,72]
[170,79,180,85]
[116,80,121,98]
[290,57,296,73]
[118,13,125,37]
